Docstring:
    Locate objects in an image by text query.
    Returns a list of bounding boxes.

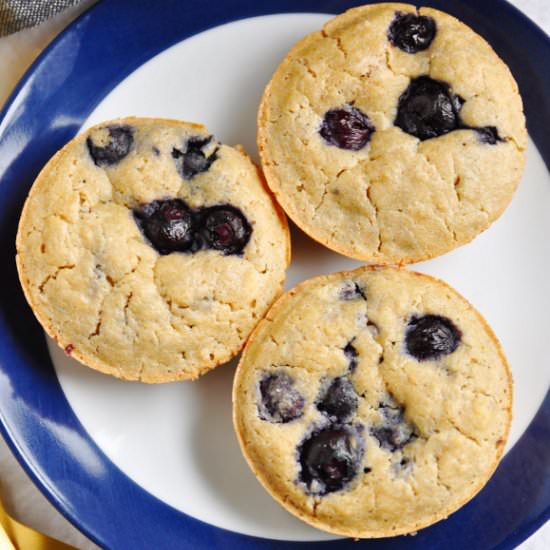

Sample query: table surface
[0,1,548,549]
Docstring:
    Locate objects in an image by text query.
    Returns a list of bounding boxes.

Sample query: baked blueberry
[133,199,195,255]
[317,377,358,420]
[371,399,416,452]
[339,281,367,300]
[172,135,218,180]
[320,105,375,150]
[258,372,305,423]
[388,12,437,53]
[343,341,359,372]
[299,426,363,494]
[87,125,133,167]
[201,205,252,255]
[475,126,503,145]
[405,314,461,361]
[395,76,463,140]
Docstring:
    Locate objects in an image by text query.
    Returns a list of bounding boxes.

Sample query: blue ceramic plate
[0,1,549,548]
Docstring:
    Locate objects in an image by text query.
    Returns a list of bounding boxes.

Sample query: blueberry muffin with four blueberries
[258,3,527,263]
[233,266,512,537]
[16,118,290,382]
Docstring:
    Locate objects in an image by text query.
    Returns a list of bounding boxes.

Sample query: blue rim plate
[0,1,548,548]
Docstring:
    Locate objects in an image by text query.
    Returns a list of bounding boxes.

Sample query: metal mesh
[0,0,80,36]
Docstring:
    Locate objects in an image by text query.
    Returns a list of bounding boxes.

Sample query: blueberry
[405,314,461,361]
[339,281,367,300]
[475,126,503,145]
[299,426,363,494]
[133,199,194,255]
[320,105,375,150]
[201,205,252,255]
[343,341,359,372]
[395,76,463,140]
[87,125,134,167]
[172,135,218,180]
[258,372,305,423]
[388,12,437,53]
[317,377,358,420]
[371,399,416,452]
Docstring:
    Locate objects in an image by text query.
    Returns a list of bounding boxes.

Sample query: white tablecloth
[0,1,548,548]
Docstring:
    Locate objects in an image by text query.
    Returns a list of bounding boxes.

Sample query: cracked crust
[233,266,512,537]
[257,3,526,264]
[16,117,290,383]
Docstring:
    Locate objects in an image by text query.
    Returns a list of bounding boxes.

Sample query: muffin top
[258,3,526,264]
[233,266,512,538]
[16,117,289,382]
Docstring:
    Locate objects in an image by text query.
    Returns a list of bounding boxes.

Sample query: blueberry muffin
[258,3,526,264]
[233,266,512,537]
[16,118,290,382]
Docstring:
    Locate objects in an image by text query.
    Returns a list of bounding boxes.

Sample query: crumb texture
[258,3,526,263]
[234,266,511,537]
[16,118,289,382]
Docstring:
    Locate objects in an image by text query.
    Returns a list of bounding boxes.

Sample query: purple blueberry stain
[475,126,503,145]
[172,135,219,180]
[339,281,367,301]
[371,397,416,452]
[87,125,134,167]
[258,371,305,423]
[343,340,359,372]
[317,377,358,421]
[320,105,375,151]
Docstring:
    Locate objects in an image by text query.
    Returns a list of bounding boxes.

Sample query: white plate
[46,13,550,542]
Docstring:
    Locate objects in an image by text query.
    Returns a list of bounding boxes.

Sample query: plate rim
[0,0,548,548]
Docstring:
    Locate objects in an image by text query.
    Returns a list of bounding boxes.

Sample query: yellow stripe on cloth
[0,496,75,550]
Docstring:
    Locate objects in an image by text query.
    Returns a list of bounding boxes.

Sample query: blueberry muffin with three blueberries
[258,3,527,263]
[16,118,290,382]
[233,266,512,538]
